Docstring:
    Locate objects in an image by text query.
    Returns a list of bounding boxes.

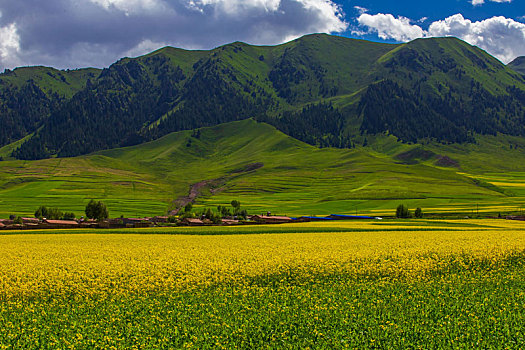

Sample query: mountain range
[2,34,525,160]
[2,34,525,217]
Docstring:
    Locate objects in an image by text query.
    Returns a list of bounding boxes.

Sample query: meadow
[1,219,525,348]
[2,120,525,219]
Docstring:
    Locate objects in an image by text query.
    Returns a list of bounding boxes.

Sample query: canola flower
[0,219,524,300]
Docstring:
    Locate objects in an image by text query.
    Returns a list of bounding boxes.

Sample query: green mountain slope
[0,66,101,147]
[1,119,524,218]
[6,34,525,160]
[509,56,525,76]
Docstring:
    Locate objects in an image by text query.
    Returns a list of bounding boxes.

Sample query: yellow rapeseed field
[1,219,524,300]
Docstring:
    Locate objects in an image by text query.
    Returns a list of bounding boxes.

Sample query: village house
[122,218,153,228]
[251,215,293,224]
[153,216,170,223]
[182,218,204,226]
[21,217,40,224]
[221,219,239,225]
[44,219,79,228]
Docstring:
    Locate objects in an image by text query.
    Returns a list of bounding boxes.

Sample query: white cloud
[357,13,425,41]
[189,0,282,15]
[471,0,512,6]
[124,39,169,58]
[89,0,169,15]
[428,14,525,63]
[0,23,21,69]
[0,0,347,70]
[357,13,525,63]
[354,6,368,14]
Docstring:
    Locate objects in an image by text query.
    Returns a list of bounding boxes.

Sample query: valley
[1,119,524,218]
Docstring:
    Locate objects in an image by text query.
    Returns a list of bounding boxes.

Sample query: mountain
[2,34,525,160]
[0,66,100,147]
[509,57,525,76]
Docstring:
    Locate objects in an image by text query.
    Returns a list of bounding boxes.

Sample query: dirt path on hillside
[168,162,264,215]
[169,181,211,215]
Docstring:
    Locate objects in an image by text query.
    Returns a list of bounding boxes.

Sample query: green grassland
[1,119,525,218]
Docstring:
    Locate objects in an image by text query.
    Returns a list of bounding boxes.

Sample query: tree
[184,203,193,213]
[63,212,76,220]
[414,207,423,218]
[217,205,231,218]
[231,200,241,215]
[396,204,410,218]
[46,208,63,220]
[85,200,109,221]
[35,206,49,218]
[35,206,63,219]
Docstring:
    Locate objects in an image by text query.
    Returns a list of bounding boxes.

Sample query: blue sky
[339,0,525,63]
[343,0,523,25]
[0,0,524,69]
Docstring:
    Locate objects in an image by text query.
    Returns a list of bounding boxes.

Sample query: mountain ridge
[1,34,525,160]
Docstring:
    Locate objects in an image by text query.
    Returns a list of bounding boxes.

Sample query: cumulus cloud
[357,13,424,41]
[0,22,20,69]
[428,14,525,63]
[357,13,525,63]
[0,0,347,70]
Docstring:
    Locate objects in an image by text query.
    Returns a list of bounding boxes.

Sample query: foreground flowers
[0,219,524,348]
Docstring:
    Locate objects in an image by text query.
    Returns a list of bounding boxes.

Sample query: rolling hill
[1,119,525,218]
[2,34,525,160]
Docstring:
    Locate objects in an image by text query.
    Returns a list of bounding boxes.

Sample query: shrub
[63,212,76,220]
[85,200,109,221]
[35,206,49,218]
[415,207,423,218]
[35,206,63,220]
[396,204,411,218]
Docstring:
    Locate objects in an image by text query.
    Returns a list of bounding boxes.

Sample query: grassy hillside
[0,66,101,147]
[0,66,101,98]
[1,119,525,218]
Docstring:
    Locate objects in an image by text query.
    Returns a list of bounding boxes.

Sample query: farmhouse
[251,215,293,224]
[221,219,239,225]
[44,219,79,228]
[182,218,204,226]
[0,222,5,229]
[21,217,40,224]
[153,216,170,223]
[123,218,153,228]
